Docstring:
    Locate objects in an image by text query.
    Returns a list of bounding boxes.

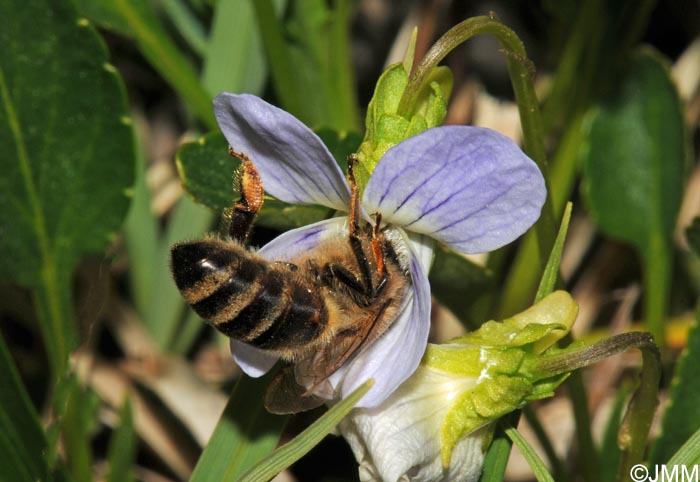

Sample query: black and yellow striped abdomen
[171,238,328,354]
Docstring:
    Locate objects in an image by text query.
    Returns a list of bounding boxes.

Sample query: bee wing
[264,364,328,414]
[263,322,372,414]
[265,301,396,414]
[263,334,361,414]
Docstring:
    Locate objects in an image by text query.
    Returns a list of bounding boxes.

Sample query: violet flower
[212,92,546,408]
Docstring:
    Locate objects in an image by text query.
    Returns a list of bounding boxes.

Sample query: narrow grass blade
[123,139,159,320]
[650,304,700,465]
[145,196,215,350]
[236,379,373,482]
[479,422,514,482]
[505,425,555,482]
[667,427,700,466]
[202,0,270,96]
[107,399,137,482]
[160,0,207,56]
[535,202,573,303]
[189,374,288,482]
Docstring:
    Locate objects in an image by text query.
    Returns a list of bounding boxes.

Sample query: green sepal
[441,375,530,467]
[355,58,452,189]
[414,67,453,128]
[355,63,408,187]
[439,367,570,467]
[454,291,577,355]
[426,291,578,466]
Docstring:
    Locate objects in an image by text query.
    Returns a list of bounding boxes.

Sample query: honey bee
[170,149,411,414]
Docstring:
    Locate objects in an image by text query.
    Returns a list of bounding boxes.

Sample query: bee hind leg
[224,149,264,243]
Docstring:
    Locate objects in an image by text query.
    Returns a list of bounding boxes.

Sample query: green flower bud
[354,31,453,188]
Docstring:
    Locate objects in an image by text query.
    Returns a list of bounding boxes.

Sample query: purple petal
[363,126,546,254]
[229,218,348,376]
[333,229,432,407]
[213,93,351,211]
[258,217,348,260]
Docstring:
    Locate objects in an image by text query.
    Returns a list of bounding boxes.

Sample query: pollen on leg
[226,149,265,242]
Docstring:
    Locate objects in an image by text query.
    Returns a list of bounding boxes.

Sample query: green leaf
[236,379,373,482]
[581,48,687,341]
[107,399,136,482]
[0,333,50,482]
[176,132,238,212]
[505,425,555,482]
[650,305,700,465]
[535,202,572,303]
[315,127,362,170]
[189,374,288,482]
[61,379,100,482]
[582,49,686,248]
[0,0,135,373]
[175,132,331,232]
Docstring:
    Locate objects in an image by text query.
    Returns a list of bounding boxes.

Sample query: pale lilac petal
[335,229,432,407]
[229,218,348,377]
[213,93,350,211]
[363,126,546,254]
[258,217,348,260]
[230,339,279,377]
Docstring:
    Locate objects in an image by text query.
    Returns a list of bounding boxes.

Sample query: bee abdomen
[171,240,265,321]
[214,270,289,339]
[171,240,239,298]
[246,282,328,352]
[172,240,329,355]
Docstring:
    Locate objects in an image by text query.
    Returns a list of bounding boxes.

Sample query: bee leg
[346,154,361,236]
[321,264,371,304]
[225,149,264,243]
[345,154,388,299]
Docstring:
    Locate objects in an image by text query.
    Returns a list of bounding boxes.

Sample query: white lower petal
[230,339,279,377]
[340,365,485,482]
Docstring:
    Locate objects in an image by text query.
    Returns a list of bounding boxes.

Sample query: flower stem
[617,338,662,480]
[532,332,656,376]
[398,14,556,273]
[529,332,660,480]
